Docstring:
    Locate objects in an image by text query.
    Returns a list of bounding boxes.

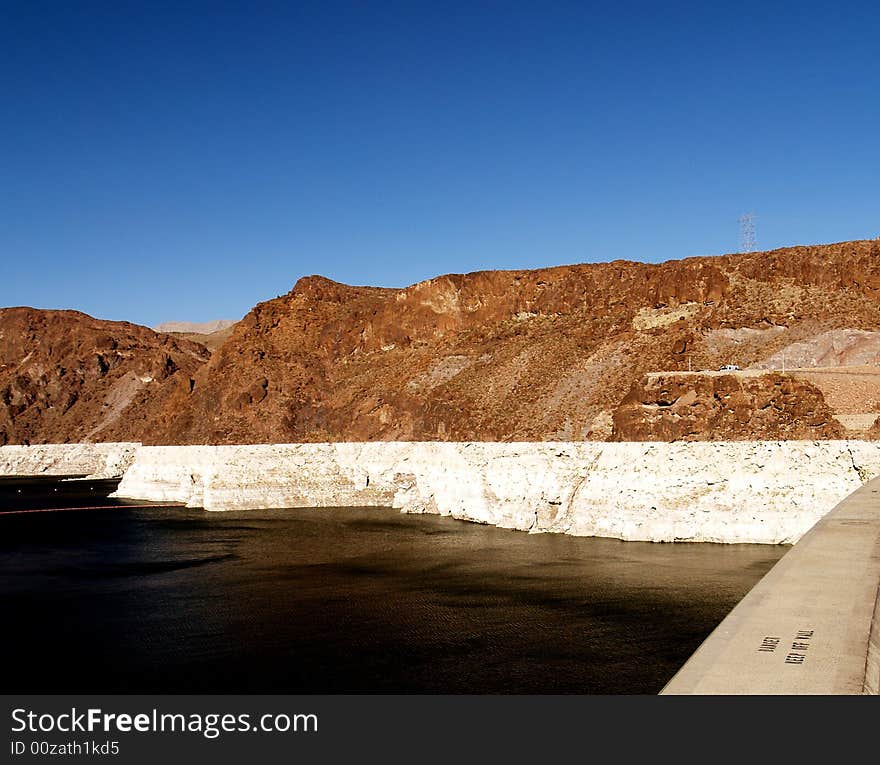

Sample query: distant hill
[154,319,236,334]
[5,238,880,445]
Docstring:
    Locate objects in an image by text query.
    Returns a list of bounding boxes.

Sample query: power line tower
[739,212,757,253]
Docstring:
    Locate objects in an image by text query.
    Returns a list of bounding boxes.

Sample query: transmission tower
[739,212,756,253]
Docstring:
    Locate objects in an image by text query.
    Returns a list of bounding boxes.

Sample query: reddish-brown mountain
[0,308,209,445]
[4,238,880,444]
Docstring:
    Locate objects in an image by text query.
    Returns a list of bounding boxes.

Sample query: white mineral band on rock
[3,440,879,545]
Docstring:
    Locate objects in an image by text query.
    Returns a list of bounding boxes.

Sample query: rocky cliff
[5,238,880,444]
[146,238,880,444]
[0,308,209,445]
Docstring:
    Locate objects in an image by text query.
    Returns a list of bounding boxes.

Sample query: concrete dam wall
[4,440,880,544]
[662,475,880,694]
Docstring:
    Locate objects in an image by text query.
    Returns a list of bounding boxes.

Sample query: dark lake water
[0,477,787,693]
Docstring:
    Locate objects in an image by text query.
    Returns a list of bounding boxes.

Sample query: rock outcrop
[612,372,844,441]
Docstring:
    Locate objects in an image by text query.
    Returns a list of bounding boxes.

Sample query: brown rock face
[5,237,880,444]
[0,308,209,445]
[142,258,735,444]
[611,372,845,441]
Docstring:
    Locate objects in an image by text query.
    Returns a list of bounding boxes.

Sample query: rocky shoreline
[2,440,879,544]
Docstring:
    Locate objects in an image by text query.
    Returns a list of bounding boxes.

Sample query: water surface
[0,494,787,693]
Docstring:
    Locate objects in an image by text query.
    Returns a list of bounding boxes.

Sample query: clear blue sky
[3,1,879,326]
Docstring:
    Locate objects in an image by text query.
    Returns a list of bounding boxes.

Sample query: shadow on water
[0,479,788,694]
[40,554,239,580]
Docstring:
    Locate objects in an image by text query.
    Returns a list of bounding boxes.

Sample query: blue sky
[2,1,879,326]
